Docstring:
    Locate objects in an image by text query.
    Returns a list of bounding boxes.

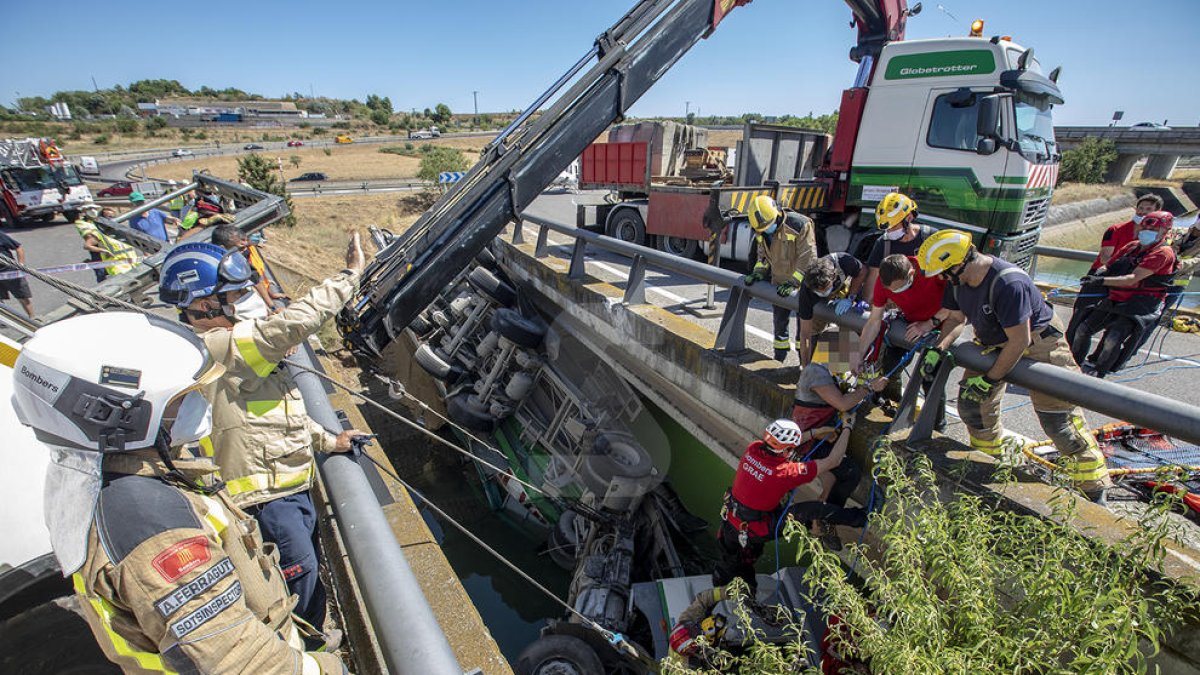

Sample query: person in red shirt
[1070,211,1177,378]
[853,254,948,429]
[712,419,865,593]
[1067,194,1164,350]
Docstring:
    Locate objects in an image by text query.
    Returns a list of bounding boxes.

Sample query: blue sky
[6,0,1198,127]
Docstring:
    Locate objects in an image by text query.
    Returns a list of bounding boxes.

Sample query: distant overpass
[1055,126,1200,183]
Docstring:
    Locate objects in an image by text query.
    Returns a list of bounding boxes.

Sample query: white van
[78,156,99,175]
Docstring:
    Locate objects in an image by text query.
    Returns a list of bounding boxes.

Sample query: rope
[0,252,154,316]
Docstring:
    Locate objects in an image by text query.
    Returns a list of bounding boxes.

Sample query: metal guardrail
[515,213,1200,447]
[35,173,463,673]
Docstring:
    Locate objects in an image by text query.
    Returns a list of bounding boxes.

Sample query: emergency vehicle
[0,138,94,227]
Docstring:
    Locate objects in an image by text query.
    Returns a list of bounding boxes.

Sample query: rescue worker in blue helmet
[11,312,346,673]
[158,233,368,643]
[917,229,1110,504]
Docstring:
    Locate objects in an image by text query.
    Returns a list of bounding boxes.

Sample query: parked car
[97,181,134,198]
[289,172,328,182]
[335,135,353,144]
[172,148,194,157]
[287,140,304,147]
[1131,122,1171,131]
[243,143,265,150]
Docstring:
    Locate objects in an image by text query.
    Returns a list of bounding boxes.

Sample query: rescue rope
[1021,423,1200,478]
[0,252,152,316]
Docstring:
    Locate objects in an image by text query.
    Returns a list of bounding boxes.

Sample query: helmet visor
[217,249,254,285]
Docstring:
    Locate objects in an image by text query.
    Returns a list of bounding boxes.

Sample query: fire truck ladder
[339,0,750,357]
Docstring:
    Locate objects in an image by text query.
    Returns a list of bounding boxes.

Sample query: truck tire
[579,431,654,496]
[414,343,464,383]
[0,204,15,228]
[38,213,55,223]
[606,209,646,246]
[407,313,434,337]
[446,391,497,433]
[657,234,699,259]
[514,634,604,675]
[64,210,80,224]
[467,266,516,307]
[546,510,582,570]
[491,308,546,349]
[0,595,118,674]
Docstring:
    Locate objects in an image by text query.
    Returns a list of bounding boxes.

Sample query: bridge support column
[1105,153,1140,184]
[1142,154,1181,180]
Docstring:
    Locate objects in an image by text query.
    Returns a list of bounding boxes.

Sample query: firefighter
[1071,211,1178,378]
[916,229,1111,504]
[10,312,345,673]
[741,195,818,361]
[712,419,865,592]
[861,192,934,304]
[158,233,367,638]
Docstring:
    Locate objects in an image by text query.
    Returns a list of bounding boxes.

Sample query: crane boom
[340,0,750,356]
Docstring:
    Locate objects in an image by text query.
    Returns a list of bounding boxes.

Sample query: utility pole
[91,76,100,93]
[309,83,314,99]
[473,90,479,126]
[685,101,691,118]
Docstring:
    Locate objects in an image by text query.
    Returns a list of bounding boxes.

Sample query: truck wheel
[514,634,604,675]
[38,213,55,223]
[64,210,80,223]
[0,204,15,228]
[546,510,582,570]
[606,209,645,246]
[467,266,516,307]
[491,308,546,349]
[579,431,654,496]
[446,391,497,434]
[657,234,698,259]
[408,313,434,337]
[414,343,465,384]
[0,595,118,674]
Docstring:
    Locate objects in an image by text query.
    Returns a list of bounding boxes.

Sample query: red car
[287,140,304,147]
[96,181,134,198]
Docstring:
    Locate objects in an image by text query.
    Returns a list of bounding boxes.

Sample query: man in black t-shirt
[796,253,866,366]
[863,192,934,304]
[0,231,34,319]
[917,229,1110,504]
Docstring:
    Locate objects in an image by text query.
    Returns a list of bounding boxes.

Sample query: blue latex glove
[834,296,862,316]
[960,375,996,402]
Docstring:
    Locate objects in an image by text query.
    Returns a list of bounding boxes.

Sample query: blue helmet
[159,242,255,308]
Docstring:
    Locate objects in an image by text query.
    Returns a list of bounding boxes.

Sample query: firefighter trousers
[250,491,328,631]
[958,318,1110,493]
[771,306,801,360]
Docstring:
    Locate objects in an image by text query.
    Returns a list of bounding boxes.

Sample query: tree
[366,94,393,114]
[289,155,302,169]
[1060,137,1118,184]
[237,154,295,226]
[144,116,168,131]
[417,147,469,182]
[431,103,452,125]
[369,108,391,126]
[668,445,1197,674]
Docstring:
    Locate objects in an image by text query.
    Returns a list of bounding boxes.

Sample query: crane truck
[0,138,94,227]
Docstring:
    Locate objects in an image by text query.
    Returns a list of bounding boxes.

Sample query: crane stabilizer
[339,0,751,357]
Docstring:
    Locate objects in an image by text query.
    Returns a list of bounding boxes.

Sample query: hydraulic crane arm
[340,0,750,356]
[844,0,919,62]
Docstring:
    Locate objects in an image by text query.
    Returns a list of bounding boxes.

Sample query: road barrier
[515,213,1200,447]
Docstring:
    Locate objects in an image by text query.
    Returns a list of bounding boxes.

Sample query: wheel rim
[615,219,637,241]
[607,441,642,468]
[664,236,690,255]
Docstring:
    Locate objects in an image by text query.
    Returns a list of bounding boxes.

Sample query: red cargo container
[580,142,649,192]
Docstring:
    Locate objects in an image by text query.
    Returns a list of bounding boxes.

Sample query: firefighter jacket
[1173,229,1200,279]
[199,271,357,507]
[726,440,820,538]
[753,211,817,287]
[73,453,344,674]
[75,218,140,275]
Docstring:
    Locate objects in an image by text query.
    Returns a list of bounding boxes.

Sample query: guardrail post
[713,286,750,353]
[511,220,526,245]
[906,358,955,446]
[535,225,550,258]
[568,239,587,279]
[624,254,647,305]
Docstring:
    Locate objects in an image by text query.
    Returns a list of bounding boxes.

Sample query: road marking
[541,234,775,343]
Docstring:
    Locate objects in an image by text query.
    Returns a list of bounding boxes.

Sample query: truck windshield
[6,166,82,190]
[1015,99,1056,163]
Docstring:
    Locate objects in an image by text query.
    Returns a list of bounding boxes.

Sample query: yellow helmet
[875,192,917,229]
[748,195,782,232]
[917,229,974,276]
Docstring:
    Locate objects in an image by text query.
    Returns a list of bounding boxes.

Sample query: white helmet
[168,179,179,187]
[763,419,802,453]
[11,312,224,453]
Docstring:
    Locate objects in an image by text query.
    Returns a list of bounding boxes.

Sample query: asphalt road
[521,191,1200,450]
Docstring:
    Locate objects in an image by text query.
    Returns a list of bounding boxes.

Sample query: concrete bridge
[1055,126,1200,183]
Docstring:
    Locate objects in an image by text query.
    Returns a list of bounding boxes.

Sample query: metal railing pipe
[113,182,199,223]
[287,346,462,675]
[513,214,1200,446]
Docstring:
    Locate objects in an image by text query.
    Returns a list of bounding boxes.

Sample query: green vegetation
[643,110,841,136]
[1060,137,1118,184]
[379,143,427,158]
[668,444,1197,674]
[416,146,468,182]
[237,154,295,226]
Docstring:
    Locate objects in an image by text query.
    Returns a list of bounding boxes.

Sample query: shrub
[417,146,468,182]
[194,130,208,140]
[289,155,302,169]
[144,116,167,131]
[322,147,332,157]
[369,109,391,126]
[311,127,326,136]
[1059,137,1118,184]
[237,153,294,226]
[92,134,110,145]
[115,118,138,134]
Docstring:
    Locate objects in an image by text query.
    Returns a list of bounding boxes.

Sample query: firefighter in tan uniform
[741,195,818,361]
[158,235,366,638]
[10,311,346,674]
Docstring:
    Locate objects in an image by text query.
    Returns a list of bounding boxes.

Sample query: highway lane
[520,191,1200,451]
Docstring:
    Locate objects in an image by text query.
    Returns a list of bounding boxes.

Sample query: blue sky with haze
[7,0,1197,127]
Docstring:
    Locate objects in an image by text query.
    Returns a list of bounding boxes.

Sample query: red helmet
[1140,211,1173,231]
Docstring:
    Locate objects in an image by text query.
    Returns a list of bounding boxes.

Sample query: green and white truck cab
[847,37,1063,267]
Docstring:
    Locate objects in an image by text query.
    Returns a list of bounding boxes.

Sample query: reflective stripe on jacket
[200,271,357,507]
[75,217,141,275]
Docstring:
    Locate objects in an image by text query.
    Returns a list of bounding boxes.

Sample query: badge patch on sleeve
[100,365,142,389]
[152,536,211,582]
[169,581,242,639]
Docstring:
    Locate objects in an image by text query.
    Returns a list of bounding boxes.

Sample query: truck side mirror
[976,138,997,155]
[976,95,1002,139]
